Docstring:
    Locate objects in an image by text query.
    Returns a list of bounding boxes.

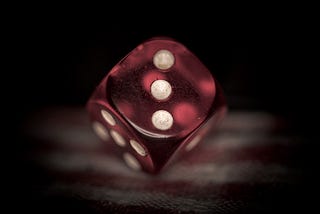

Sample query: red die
[87,37,227,173]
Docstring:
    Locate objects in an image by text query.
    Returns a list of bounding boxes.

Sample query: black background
[15,27,313,134]
[7,22,316,213]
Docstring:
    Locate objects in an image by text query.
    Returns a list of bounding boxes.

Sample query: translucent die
[87,37,226,173]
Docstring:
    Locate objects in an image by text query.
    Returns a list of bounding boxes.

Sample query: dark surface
[19,108,311,213]
[9,29,315,213]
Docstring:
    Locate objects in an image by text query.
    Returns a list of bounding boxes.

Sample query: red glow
[173,102,198,127]
[199,79,216,97]
[141,71,166,92]
[116,101,134,118]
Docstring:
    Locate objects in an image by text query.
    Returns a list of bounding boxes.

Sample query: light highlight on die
[185,135,202,151]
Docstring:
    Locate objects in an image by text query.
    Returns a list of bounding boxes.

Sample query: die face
[87,101,155,172]
[87,99,182,173]
[87,37,226,174]
[106,38,216,140]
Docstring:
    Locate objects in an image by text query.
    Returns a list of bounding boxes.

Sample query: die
[87,37,227,173]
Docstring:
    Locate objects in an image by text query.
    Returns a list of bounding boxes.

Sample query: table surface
[17,107,311,213]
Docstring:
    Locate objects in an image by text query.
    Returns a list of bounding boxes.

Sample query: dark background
[8,26,316,213]
[15,27,313,134]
